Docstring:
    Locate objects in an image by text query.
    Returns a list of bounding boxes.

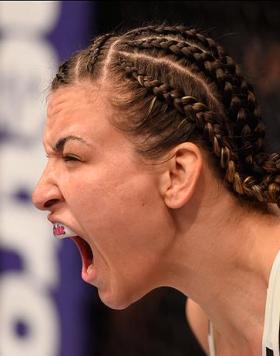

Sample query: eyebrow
[52,136,90,153]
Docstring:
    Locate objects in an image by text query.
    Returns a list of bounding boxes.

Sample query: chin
[97,284,149,310]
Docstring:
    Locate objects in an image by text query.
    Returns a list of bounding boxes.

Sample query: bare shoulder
[185,298,209,355]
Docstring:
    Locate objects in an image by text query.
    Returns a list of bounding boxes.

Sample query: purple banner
[0,2,97,356]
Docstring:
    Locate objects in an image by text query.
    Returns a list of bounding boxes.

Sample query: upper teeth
[53,223,76,239]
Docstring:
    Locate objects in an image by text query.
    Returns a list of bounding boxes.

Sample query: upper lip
[47,214,57,224]
[47,214,80,236]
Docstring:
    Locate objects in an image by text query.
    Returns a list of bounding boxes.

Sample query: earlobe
[162,143,202,209]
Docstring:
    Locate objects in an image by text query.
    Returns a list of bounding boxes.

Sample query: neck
[163,191,280,354]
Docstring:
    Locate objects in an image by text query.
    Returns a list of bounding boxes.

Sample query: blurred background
[0,1,279,356]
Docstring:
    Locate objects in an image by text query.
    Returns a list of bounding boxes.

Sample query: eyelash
[45,153,81,162]
[62,155,80,162]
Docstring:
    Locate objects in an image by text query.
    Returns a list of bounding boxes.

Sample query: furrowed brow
[52,136,90,153]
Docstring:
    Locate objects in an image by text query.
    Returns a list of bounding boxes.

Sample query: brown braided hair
[51,23,280,210]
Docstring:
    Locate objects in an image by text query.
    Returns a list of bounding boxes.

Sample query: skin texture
[33,81,280,355]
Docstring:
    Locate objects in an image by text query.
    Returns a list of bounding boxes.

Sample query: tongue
[53,223,77,240]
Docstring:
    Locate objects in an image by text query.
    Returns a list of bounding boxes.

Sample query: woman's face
[32,82,174,309]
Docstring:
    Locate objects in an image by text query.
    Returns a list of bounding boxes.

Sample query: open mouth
[52,222,94,275]
[71,236,94,272]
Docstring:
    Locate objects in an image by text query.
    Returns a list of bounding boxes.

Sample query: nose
[32,165,64,211]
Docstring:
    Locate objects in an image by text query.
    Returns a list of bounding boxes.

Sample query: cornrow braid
[52,60,73,88]
[52,33,114,89]
[124,24,227,62]
[118,57,280,207]
[87,33,112,72]
[122,25,272,174]
[120,36,265,168]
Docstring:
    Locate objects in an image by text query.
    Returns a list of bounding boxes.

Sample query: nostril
[44,199,60,209]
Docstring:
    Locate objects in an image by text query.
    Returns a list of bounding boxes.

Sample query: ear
[159,142,203,209]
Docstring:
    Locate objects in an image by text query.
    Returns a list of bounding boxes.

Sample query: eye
[62,154,80,162]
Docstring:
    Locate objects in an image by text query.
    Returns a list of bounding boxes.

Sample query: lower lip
[82,263,98,285]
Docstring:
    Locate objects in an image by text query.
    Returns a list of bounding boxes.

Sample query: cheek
[84,180,161,239]
[91,185,171,277]
[68,166,159,229]
[76,172,167,249]
[64,166,172,274]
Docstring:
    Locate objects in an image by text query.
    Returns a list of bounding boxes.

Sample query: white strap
[262,249,280,356]
[208,320,216,356]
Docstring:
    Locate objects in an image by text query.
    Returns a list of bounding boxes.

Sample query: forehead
[47,82,103,121]
[43,82,136,156]
[45,82,111,141]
